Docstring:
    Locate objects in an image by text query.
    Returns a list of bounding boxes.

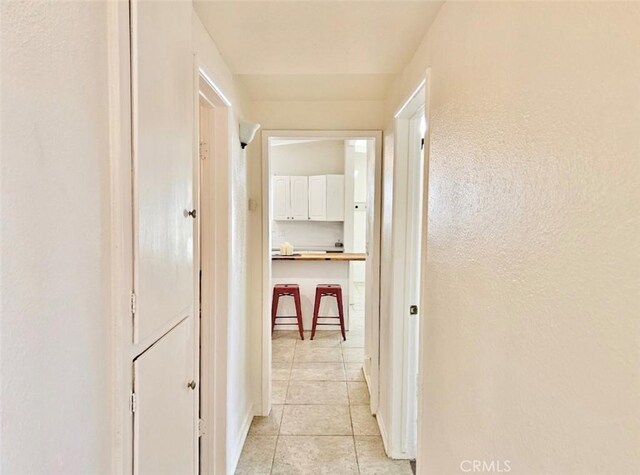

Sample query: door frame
[260,130,383,416]
[196,65,233,475]
[384,76,428,459]
[108,1,133,472]
[396,88,426,459]
[415,69,432,475]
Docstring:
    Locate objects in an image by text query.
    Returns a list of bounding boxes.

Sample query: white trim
[416,69,433,475]
[260,134,272,417]
[199,69,232,107]
[260,130,383,418]
[196,64,233,475]
[385,78,427,460]
[228,403,255,475]
[377,410,392,458]
[107,1,133,472]
[394,78,427,119]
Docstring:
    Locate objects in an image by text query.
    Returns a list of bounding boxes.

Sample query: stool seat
[311,284,346,341]
[274,284,299,290]
[272,284,304,340]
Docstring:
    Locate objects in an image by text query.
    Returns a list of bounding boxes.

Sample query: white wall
[384,2,640,473]
[1,2,112,473]
[193,12,254,474]
[272,222,343,250]
[271,139,345,247]
[271,140,345,176]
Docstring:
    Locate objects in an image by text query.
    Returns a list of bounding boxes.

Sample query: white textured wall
[1,2,112,473]
[384,2,640,473]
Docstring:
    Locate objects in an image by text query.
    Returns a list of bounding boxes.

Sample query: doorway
[260,131,383,419]
[197,69,232,475]
[392,80,427,460]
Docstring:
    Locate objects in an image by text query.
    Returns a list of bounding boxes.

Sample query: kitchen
[270,138,369,335]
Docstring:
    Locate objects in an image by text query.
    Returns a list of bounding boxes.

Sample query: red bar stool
[272,284,304,340]
[311,284,346,341]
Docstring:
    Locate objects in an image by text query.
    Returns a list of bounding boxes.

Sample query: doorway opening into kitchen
[260,131,382,421]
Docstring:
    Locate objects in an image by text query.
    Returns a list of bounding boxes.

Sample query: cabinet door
[308,175,327,221]
[290,176,309,220]
[272,176,291,221]
[326,175,345,221]
[134,319,195,475]
[132,0,194,345]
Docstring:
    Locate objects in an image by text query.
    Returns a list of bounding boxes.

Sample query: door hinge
[198,419,206,437]
[130,392,137,414]
[199,141,209,160]
[421,137,425,150]
[130,292,136,316]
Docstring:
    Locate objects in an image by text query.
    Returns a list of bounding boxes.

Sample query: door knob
[184,209,197,219]
[187,380,196,390]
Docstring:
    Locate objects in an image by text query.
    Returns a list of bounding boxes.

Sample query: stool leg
[336,289,346,341]
[271,289,279,334]
[293,290,304,340]
[311,290,321,340]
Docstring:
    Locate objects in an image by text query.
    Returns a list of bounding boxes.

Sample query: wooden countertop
[272,252,366,262]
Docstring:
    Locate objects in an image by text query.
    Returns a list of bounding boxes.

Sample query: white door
[272,176,291,221]
[130,0,196,472]
[403,110,425,456]
[326,175,345,221]
[308,175,327,221]
[134,320,195,474]
[290,176,309,220]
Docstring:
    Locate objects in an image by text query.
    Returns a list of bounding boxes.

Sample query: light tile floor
[236,285,413,474]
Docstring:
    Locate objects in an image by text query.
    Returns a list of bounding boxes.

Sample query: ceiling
[194,1,444,101]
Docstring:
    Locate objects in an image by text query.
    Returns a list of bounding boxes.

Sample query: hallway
[3,1,640,473]
[237,286,411,474]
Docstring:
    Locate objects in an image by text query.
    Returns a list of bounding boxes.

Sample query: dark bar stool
[272,284,304,340]
[311,284,346,341]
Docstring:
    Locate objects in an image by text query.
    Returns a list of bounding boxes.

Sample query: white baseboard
[376,410,391,455]
[363,367,372,397]
[377,410,414,460]
[228,403,254,474]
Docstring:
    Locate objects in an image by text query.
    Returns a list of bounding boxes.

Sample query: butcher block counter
[272,252,366,261]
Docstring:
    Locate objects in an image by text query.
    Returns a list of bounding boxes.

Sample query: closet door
[134,320,195,474]
[308,175,327,221]
[130,0,196,473]
[290,176,309,220]
[131,0,194,344]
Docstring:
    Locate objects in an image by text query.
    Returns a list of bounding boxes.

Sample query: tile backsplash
[272,221,344,249]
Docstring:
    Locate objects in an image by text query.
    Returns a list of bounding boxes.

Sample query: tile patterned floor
[236,291,413,474]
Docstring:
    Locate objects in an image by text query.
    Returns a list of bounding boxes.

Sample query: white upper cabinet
[308,175,327,221]
[273,176,309,220]
[272,176,291,220]
[290,176,309,220]
[274,174,345,222]
[326,175,345,221]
